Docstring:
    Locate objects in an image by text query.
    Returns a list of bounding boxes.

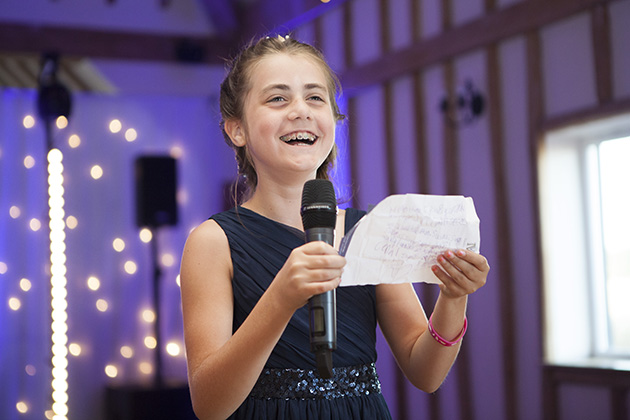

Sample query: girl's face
[227,52,337,183]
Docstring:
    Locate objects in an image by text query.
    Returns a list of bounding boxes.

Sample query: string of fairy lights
[48,145,69,420]
[5,111,186,419]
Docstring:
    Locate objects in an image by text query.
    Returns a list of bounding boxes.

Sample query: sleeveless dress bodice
[211,207,392,419]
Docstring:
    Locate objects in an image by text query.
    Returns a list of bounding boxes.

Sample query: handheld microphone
[301,179,337,379]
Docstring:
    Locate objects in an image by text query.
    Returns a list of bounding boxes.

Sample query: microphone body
[301,179,337,378]
[304,228,337,354]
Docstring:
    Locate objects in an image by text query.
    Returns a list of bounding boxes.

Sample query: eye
[268,96,286,103]
[308,95,325,102]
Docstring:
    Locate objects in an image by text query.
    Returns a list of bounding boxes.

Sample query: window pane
[599,136,630,353]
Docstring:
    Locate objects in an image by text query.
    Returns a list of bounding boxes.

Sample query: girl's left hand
[431,249,490,299]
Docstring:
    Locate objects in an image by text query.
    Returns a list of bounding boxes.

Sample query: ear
[224,119,247,147]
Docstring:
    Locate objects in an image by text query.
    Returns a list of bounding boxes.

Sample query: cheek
[247,115,276,139]
[322,117,337,142]
[258,120,277,136]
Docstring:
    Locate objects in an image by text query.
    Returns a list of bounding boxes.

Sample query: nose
[287,99,311,120]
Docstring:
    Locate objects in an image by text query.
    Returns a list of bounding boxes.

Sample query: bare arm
[377,249,489,393]
[180,219,345,419]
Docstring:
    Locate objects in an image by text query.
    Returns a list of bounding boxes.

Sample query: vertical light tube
[48,148,69,420]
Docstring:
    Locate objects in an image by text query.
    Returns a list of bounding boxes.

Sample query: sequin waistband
[249,363,382,400]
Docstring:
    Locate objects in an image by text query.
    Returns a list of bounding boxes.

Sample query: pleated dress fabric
[211,207,392,419]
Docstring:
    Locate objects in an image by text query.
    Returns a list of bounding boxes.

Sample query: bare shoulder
[185,218,228,250]
[181,218,233,291]
[184,218,230,261]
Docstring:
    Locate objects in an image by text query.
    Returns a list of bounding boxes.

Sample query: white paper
[339,194,480,287]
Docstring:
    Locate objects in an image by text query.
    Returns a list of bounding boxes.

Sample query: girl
[180,35,489,419]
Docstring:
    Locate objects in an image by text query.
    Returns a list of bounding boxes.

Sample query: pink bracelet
[428,314,468,347]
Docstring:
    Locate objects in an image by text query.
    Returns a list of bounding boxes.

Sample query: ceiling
[0,0,331,94]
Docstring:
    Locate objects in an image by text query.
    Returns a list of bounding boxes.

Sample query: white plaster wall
[350,0,382,65]
[320,6,347,74]
[422,64,448,195]
[540,12,598,118]
[420,0,443,39]
[389,0,413,50]
[390,74,420,194]
[452,0,484,26]
[351,86,389,207]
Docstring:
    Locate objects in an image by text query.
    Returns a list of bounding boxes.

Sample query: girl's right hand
[269,241,346,312]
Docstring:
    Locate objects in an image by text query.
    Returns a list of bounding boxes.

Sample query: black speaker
[135,156,178,228]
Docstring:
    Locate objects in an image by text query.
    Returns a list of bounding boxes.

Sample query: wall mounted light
[38,52,72,420]
[440,79,485,127]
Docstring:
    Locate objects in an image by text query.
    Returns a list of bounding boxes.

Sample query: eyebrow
[261,83,327,94]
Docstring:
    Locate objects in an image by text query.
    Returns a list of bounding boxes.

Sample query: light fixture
[48,148,69,420]
[439,79,485,127]
[38,52,72,420]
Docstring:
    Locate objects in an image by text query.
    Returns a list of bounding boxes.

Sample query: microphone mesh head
[301,179,337,230]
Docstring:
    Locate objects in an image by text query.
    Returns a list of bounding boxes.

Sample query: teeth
[280,132,317,142]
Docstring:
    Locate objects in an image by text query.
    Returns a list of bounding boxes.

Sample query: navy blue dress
[211,207,392,419]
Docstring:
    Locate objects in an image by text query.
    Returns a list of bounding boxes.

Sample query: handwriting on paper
[339,194,480,286]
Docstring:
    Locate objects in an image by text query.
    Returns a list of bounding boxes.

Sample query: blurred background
[1,0,629,419]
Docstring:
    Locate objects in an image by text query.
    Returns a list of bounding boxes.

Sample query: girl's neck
[241,180,309,230]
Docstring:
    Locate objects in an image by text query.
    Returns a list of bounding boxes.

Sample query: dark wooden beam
[341,0,623,92]
[0,22,235,64]
[541,97,630,133]
[591,3,613,104]
[487,41,518,420]
[543,365,630,387]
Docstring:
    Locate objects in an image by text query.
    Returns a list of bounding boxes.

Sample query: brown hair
[219,35,345,203]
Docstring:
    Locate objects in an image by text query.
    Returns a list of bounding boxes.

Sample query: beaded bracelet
[428,314,468,347]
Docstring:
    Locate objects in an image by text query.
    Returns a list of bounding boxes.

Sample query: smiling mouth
[279,131,318,145]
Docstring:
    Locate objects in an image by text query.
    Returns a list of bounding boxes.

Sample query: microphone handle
[305,227,337,378]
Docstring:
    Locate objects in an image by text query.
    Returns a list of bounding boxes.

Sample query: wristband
[428,314,467,347]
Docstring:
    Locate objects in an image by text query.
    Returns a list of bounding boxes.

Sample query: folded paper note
[339,194,480,286]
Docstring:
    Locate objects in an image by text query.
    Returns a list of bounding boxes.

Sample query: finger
[452,249,490,273]
[308,275,342,295]
[304,254,346,271]
[439,250,479,280]
[436,253,466,281]
[307,266,345,282]
[432,264,467,295]
[435,254,479,294]
[301,241,338,255]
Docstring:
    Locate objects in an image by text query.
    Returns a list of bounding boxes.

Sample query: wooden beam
[591,3,613,104]
[543,365,630,387]
[526,27,549,420]
[341,0,623,92]
[0,22,234,64]
[541,97,630,133]
[487,42,518,420]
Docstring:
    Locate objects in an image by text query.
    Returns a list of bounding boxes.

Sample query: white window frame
[540,112,630,368]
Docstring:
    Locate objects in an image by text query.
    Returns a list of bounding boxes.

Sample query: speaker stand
[150,227,163,388]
